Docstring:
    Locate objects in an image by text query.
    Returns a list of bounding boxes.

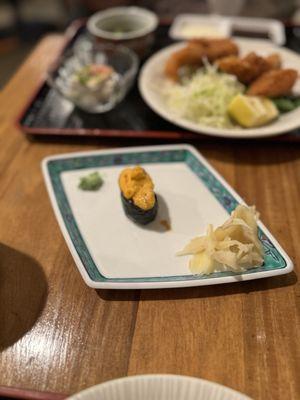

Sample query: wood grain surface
[0,35,299,400]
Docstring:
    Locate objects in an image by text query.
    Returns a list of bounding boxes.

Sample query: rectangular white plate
[42,144,293,289]
[169,14,285,45]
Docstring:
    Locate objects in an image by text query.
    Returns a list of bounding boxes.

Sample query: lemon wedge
[228,94,278,128]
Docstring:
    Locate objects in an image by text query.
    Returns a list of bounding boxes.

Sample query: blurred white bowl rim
[67,374,253,400]
[87,7,158,41]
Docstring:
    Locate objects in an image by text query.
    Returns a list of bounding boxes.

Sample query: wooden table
[0,34,299,400]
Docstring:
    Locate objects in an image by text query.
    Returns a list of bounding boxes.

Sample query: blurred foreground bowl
[67,374,252,400]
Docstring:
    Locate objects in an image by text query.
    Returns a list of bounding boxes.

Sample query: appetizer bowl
[47,42,138,113]
[67,374,252,400]
[87,7,158,58]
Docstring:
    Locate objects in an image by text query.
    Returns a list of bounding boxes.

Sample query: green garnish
[78,172,103,191]
[272,97,300,113]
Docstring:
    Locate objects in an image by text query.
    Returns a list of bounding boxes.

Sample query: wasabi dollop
[78,172,103,191]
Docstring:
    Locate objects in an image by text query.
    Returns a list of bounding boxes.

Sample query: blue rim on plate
[42,144,292,289]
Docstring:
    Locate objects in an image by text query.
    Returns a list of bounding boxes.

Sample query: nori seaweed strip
[121,193,158,225]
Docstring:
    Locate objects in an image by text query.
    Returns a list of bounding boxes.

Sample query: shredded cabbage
[166,65,245,129]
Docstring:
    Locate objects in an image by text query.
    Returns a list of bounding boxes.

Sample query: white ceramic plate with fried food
[139,38,300,139]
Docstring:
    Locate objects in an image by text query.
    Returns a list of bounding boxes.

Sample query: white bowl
[67,375,252,400]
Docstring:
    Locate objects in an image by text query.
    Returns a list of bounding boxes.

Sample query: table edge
[0,385,66,400]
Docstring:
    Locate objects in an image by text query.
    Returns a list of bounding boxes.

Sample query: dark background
[1,0,300,88]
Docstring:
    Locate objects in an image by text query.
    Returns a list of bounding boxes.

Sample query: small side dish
[177,205,264,274]
[118,166,158,225]
[169,15,231,41]
[47,43,138,113]
[69,64,119,107]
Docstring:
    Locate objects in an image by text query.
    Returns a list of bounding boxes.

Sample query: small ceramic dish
[169,14,285,45]
[87,7,158,58]
[169,14,231,40]
[47,42,138,113]
[67,374,252,400]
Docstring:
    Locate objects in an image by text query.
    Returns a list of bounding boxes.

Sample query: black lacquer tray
[17,20,300,142]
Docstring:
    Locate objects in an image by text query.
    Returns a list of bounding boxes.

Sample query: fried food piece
[188,38,239,61]
[247,69,298,97]
[265,53,281,70]
[216,55,254,84]
[164,38,238,81]
[216,52,277,84]
[243,52,270,76]
[164,45,205,81]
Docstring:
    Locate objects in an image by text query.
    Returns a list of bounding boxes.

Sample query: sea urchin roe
[177,205,264,274]
[119,166,155,211]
